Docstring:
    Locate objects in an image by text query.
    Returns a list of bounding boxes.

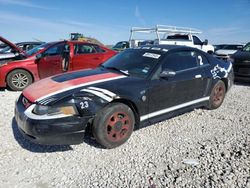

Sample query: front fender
[72,92,109,117]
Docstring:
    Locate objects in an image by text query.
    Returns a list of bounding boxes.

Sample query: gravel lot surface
[0,83,249,188]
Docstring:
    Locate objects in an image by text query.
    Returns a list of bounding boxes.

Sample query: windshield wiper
[103,66,130,76]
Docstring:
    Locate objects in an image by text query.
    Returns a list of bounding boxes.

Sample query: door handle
[93,57,100,60]
[195,74,202,78]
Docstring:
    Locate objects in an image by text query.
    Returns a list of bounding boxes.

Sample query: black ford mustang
[15,45,233,148]
[231,42,250,82]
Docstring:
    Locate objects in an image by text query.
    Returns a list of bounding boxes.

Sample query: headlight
[228,57,234,63]
[33,105,78,116]
[33,105,49,115]
[49,106,78,116]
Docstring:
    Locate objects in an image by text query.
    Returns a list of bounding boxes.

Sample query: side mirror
[36,53,45,62]
[36,53,43,59]
[203,39,208,45]
[159,69,176,78]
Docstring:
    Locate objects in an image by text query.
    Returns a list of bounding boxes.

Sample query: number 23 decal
[80,101,89,109]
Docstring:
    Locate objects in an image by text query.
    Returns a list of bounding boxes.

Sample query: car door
[71,43,104,70]
[147,50,209,122]
[37,42,65,79]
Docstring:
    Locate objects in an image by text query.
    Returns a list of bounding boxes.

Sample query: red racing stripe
[22,72,121,103]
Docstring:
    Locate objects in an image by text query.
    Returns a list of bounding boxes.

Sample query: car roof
[116,41,129,43]
[41,40,98,44]
[16,42,45,45]
[137,44,197,51]
[214,44,243,46]
[67,40,101,44]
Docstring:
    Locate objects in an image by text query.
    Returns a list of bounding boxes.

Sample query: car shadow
[82,128,104,149]
[12,118,73,153]
[0,87,15,92]
[234,81,250,87]
[12,117,104,152]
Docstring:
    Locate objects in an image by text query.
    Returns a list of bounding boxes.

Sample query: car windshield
[242,43,250,52]
[102,49,162,78]
[113,42,127,49]
[25,43,51,56]
[214,45,227,51]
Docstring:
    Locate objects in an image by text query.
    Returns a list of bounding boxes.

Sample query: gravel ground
[0,83,249,188]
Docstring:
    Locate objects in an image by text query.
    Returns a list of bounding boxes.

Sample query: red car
[0,36,117,91]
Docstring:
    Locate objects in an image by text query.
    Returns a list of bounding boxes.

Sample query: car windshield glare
[243,43,250,52]
[102,49,162,78]
[25,43,50,57]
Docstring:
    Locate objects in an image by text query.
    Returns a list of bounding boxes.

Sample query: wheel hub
[114,121,122,132]
[213,85,224,105]
[106,112,131,142]
[11,73,28,89]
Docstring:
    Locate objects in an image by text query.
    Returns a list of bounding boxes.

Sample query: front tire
[207,50,214,55]
[7,69,33,91]
[207,80,226,110]
[92,103,135,149]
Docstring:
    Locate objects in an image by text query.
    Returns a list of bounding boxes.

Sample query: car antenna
[32,38,43,42]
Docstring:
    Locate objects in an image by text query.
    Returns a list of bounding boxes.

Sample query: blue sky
[0,0,249,45]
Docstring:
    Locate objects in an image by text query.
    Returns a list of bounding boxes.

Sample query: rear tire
[207,80,226,110]
[7,69,33,91]
[92,103,135,149]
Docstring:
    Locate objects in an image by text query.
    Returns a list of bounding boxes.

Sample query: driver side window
[153,50,203,80]
[44,43,65,56]
[162,50,198,72]
[193,36,202,45]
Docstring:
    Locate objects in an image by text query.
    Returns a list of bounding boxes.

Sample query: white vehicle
[129,25,214,54]
[214,44,243,60]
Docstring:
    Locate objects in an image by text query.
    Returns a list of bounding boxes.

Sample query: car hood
[22,69,129,103]
[0,53,15,60]
[231,50,250,60]
[0,53,29,67]
[215,49,237,56]
[0,36,27,57]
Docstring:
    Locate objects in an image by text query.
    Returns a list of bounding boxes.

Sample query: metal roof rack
[130,25,202,34]
[129,25,203,47]
[155,25,202,34]
[130,27,156,33]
